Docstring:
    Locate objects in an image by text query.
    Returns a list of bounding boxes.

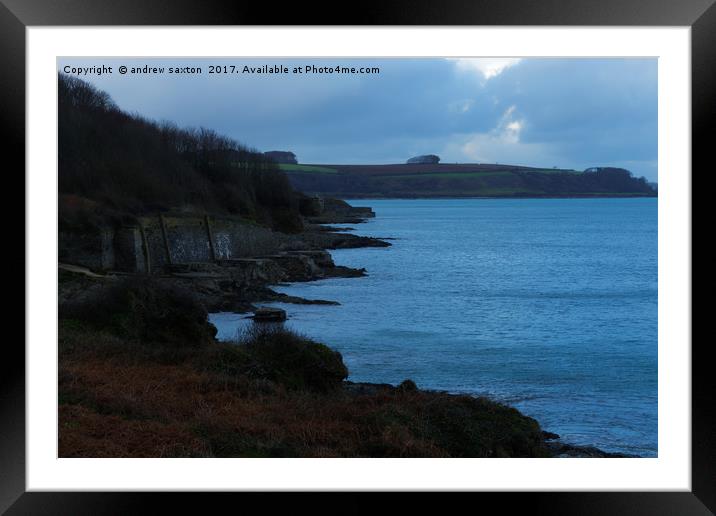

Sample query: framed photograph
[5,0,710,513]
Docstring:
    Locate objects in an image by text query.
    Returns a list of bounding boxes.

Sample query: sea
[210,198,658,457]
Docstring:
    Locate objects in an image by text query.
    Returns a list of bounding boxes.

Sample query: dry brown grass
[58,316,548,458]
[59,404,210,457]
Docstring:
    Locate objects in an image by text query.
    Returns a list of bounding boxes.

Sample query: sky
[58,57,658,181]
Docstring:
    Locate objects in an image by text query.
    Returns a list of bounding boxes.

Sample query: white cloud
[440,104,566,166]
[496,105,524,144]
[452,132,558,167]
[448,99,475,114]
[450,58,522,80]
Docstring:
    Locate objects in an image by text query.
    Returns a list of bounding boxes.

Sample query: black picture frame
[2,1,710,514]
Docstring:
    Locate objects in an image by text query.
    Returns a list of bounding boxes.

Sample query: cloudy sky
[59,57,658,181]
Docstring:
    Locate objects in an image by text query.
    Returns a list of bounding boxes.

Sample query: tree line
[58,73,302,232]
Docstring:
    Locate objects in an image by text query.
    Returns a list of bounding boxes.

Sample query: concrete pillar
[158,214,173,265]
[205,215,217,262]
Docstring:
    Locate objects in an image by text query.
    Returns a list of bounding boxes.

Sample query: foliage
[232,325,349,392]
[57,280,549,457]
[58,73,302,232]
[398,379,418,392]
[59,277,217,348]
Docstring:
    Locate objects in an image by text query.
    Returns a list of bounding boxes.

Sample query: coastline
[216,203,639,458]
[58,200,639,458]
[319,193,657,200]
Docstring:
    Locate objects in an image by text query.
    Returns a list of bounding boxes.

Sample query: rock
[252,307,287,322]
[326,235,391,249]
[542,430,560,441]
[305,198,376,224]
[261,253,323,281]
[308,225,355,233]
[269,293,340,306]
[545,441,639,458]
[348,207,376,218]
[323,266,366,278]
[287,250,335,268]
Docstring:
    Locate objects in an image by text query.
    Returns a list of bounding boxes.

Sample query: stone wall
[59,215,307,273]
[59,229,115,271]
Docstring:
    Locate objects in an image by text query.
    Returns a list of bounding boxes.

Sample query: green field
[278,164,339,174]
[380,171,514,179]
[527,168,581,174]
[279,163,655,198]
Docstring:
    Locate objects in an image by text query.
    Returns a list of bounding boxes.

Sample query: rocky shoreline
[59,206,391,314]
[58,202,636,458]
[163,225,388,312]
[343,382,636,458]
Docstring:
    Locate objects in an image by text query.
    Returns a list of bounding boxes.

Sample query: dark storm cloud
[58,57,658,180]
[482,59,657,162]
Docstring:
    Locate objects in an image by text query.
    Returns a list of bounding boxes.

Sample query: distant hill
[279,163,656,198]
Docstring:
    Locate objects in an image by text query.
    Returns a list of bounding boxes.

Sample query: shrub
[398,379,418,392]
[233,325,348,392]
[60,277,216,348]
[416,394,547,457]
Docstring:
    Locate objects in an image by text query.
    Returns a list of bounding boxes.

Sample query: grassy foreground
[58,278,549,458]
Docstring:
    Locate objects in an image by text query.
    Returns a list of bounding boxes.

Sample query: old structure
[59,215,298,274]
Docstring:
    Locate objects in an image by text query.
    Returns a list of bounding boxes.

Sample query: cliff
[59,204,388,313]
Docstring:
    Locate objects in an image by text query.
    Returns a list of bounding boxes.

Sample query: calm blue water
[210,198,657,457]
